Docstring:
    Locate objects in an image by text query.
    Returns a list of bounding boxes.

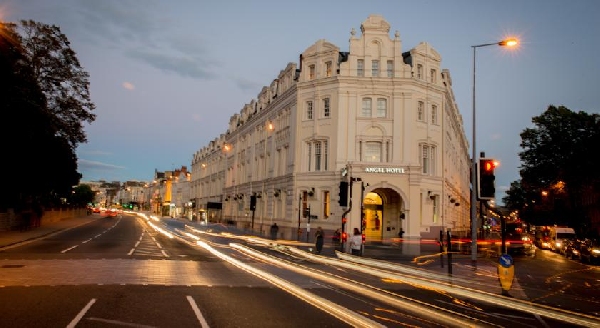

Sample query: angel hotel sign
[364,167,406,174]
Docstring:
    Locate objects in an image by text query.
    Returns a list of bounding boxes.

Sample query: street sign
[498,254,514,294]
[499,254,513,268]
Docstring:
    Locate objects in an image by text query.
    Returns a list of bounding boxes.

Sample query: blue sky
[2,0,599,203]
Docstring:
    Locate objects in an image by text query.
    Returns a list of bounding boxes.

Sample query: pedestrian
[350,227,362,256]
[332,228,341,243]
[315,227,324,254]
[270,223,279,240]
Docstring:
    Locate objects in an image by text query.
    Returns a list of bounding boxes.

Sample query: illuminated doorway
[363,192,383,241]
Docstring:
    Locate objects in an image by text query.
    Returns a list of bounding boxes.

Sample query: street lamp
[470,38,518,264]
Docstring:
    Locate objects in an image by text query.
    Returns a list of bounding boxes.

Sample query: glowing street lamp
[470,38,519,264]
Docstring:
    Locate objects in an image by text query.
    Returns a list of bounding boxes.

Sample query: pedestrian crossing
[128,226,169,258]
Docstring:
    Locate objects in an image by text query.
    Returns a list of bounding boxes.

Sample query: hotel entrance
[361,188,405,242]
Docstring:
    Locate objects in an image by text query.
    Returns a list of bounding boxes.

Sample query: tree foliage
[71,184,96,207]
[505,105,600,235]
[0,21,95,210]
[17,20,96,150]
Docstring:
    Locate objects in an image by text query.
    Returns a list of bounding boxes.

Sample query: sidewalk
[0,214,100,249]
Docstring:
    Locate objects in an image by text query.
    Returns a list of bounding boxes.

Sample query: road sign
[499,254,513,268]
[498,254,514,294]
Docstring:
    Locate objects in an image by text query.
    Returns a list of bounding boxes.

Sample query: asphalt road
[0,212,598,327]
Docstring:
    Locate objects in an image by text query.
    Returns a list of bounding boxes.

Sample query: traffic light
[250,195,257,211]
[338,181,349,206]
[478,158,497,200]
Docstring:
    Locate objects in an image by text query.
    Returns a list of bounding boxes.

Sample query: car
[563,239,583,260]
[92,207,101,213]
[580,238,600,264]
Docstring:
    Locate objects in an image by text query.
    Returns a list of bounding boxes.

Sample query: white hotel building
[191,15,471,242]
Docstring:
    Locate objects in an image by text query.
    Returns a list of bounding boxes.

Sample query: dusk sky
[2,0,598,203]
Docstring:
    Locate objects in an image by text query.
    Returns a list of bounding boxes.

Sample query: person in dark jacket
[315,227,324,254]
[270,223,279,240]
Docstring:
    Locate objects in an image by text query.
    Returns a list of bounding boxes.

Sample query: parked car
[580,238,600,264]
[563,239,583,260]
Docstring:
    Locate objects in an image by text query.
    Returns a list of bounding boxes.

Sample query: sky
[2,0,599,203]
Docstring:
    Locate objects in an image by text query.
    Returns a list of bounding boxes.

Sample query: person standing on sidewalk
[350,227,362,256]
[314,227,324,254]
[270,223,279,240]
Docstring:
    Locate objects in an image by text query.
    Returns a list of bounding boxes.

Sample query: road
[0,212,598,327]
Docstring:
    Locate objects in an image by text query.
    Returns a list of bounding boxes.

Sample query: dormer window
[309,65,315,80]
[326,61,332,77]
[417,64,423,79]
[372,60,379,77]
[357,59,364,77]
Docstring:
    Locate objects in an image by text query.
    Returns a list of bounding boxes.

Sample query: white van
[550,226,577,253]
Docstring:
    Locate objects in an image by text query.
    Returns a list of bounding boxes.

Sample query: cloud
[127,48,217,79]
[78,159,125,171]
[78,150,112,156]
[122,82,135,90]
[70,1,218,80]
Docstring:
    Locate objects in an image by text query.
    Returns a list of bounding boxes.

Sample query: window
[417,64,423,79]
[387,60,394,77]
[422,145,429,174]
[315,142,321,170]
[306,101,313,120]
[307,143,312,171]
[323,98,330,117]
[431,104,438,125]
[326,61,332,77]
[421,144,436,175]
[323,140,328,170]
[418,101,425,121]
[323,191,330,219]
[430,69,436,83]
[372,60,379,77]
[361,98,372,117]
[357,59,364,77]
[309,64,315,79]
[308,140,328,171]
[377,98,387,118]
[364,142,382,162]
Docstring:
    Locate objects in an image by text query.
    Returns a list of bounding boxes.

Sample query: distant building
[191,15,470,241]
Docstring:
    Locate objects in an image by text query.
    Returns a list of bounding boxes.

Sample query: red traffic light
[482,160,498,172]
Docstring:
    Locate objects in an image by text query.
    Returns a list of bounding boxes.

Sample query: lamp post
[470,38,518,264]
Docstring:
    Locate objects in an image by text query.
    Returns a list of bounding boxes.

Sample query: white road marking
[186,295,211,328]
[61,245,78,253]
[66,298,96,328]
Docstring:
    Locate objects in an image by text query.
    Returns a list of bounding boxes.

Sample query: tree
[511,105,600,234]
[17,20,96,150]
[0,22,50,209]
[71,184,96,207]
[0,21,94,210]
